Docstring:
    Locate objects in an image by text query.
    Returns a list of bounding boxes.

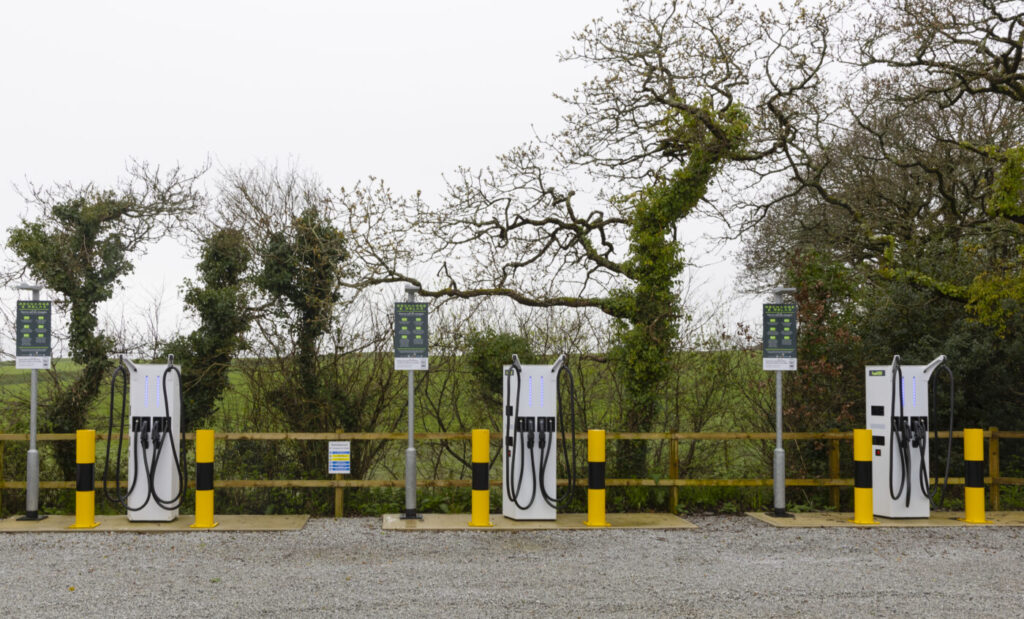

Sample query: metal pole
[20,285,45,520]
[401,285,420,519]
[773,369,785,516]
[404,369,417,518]
[770,286,795,518]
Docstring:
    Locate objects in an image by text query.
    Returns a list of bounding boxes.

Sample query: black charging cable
[539,361,578,509]
[888,356,911,506]
[505,362,536,509]
[103,363,146,510]
[921,363,954,508]
[145,364,186,510]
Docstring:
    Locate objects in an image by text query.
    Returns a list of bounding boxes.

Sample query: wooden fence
[0,428,1020,516]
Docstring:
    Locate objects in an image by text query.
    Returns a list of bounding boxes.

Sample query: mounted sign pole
[763,287,797,518]
[15,283,51,521]
[395,284,428,519]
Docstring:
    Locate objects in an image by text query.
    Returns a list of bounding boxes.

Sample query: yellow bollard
[69,429,100,529]
[584,429,610,527]
[961,428,990,524]
[191,429,218,529]
[468,429,493,527]
[849,429,878,525]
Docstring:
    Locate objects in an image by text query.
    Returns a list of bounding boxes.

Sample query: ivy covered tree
[255,205,348,409]
[344,0,830,478]
[211,164,402,492]
[166,227,253,429]
[5,161,206,478]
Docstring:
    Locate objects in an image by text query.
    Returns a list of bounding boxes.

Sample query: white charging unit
[865,355,945,518]
[502,363,558,520]
[126,363,182,521]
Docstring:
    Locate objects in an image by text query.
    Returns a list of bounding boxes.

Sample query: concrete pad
[746,510,1024,528]
[382,512,696,531]
[0,514,309,533]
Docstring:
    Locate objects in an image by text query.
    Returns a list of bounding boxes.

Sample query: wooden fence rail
[0,427,1017,516]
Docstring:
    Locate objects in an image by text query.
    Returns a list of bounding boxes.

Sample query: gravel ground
[1,515,1022,617]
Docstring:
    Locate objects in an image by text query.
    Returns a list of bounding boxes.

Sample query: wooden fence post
[334,429,344,518]
[829,430,840,510]
[989,427,1000,512]
[668,438,679,514]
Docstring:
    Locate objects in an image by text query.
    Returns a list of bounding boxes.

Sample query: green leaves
[464,329,539,408]
[4,163,205,479]
[8,195,133,361]
[171,227,253,428]
[987,146,1024,221]
[966,249,1024,336]
[609,102,752,479]
[251,205,349,431]
[255,206,348,333]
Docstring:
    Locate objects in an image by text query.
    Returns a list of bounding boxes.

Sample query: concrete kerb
[747,510,1024,528]
[383,512,696,530]
[0,514,308,532]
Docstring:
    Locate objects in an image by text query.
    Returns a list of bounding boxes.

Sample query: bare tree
[855,0,1024,109]
[342,0,831,478]
[753,0,1024,327]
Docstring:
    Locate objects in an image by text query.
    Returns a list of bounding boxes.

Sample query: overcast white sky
[0,1,757,358]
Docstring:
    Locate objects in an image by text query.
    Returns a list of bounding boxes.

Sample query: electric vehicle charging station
[502,354,578,521]
[866,355,953,519]
[104,356,185,521]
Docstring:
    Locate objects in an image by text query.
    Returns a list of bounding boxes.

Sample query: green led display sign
[394,302,429,370]
[16,300,52,369]
[762,303,797,371]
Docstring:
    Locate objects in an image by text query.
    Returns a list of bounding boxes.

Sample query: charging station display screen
[762,303,797,371]
[394,302,429,371]
[15,300,51,369]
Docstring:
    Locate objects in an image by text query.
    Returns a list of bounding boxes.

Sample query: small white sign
[394,357,428,371]
[329,440,351,475]
[763,358,797,371]
[16,356,50,370]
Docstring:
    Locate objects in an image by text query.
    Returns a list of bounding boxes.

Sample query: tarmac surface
[1,514,1021,617]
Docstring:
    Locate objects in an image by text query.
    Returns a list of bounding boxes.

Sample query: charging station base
[748,511,1024,528]
[384,512,696,530]
[0,514,308,532]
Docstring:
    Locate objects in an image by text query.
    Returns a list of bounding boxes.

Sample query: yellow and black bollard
[849,429,877,525]
[70,429,100,529]
[961,428,990,524]
[191,429,218,529]
[468,429,493,527]
[584,429,610,527]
